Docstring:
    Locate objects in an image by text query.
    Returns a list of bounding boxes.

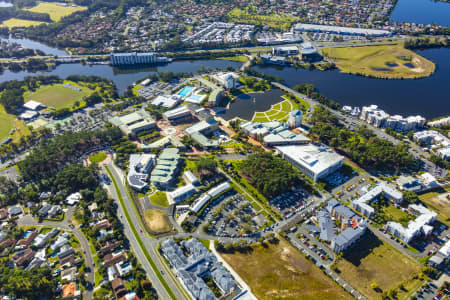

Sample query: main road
[102,163,190,300]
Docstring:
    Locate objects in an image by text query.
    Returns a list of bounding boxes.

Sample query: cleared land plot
[1,18,46,28]
[149,191,169,208]
[227,7,297,31]
[144,209,171,234]
[251,99,292,122]
[420,190,450,227]
[335,231,421,300]
[25,2,87,22]
[322,44,435,79]
[24,82,93,109]
[220,238,352,300]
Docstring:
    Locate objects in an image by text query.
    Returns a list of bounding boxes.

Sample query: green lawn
[89,152,107,163]
[335,231,422,300]
[25,2,87,22]
[251,99,292,122]
[322,44,435,79]
[0,104,15,140]
[24,82,94,109]
[149,191,169,207]
[1,18,46,28]
[216,55,248,62]
[221,238,352,300]
[382,205,412,226]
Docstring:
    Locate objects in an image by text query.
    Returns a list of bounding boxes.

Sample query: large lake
[246,48,450,120]
[390,0,450,26]
[0,38,448,120]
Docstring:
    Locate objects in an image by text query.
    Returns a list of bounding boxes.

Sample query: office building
[276,144,344,182]
[190,182,231,214]
[150,148,181,188]
[127,154,156,191]
[198,78,224,106]
[167,184,196,204]
[109,110,156,138]
[288,109,303,128]
[163,106,192,123]
[151,95,182,109]
[240,121,310,146]
[110,52,156,65]
[211,72,239,89]
[272,46,299,56]
[185,120,220,149]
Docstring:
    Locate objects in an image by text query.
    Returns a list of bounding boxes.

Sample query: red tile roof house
[95,219,111,230]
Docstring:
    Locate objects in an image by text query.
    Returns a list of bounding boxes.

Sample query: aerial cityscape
[0,0,448,300]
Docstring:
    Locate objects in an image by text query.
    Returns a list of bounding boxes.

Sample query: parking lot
[309,32,367,42]
[269,187,313,219]
[137,79,183,99]
[201,193,266,239]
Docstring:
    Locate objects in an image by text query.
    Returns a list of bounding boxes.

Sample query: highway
[102,163,190,300]
[18,208,95,300]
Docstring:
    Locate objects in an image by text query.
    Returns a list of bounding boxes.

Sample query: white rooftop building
[386,204,437,244]
[127,154,156,191]
[151,95,182,108]
[167,184,196,204]
[361,105,425,131]
[276,144,344,182]
[23,100,45,111]
[352,183,403,217]
[211,72,239,89]
[294,23,391,37]
[413,130,449,147]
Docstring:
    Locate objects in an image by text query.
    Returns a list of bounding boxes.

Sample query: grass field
[0,104,15,140]
[220,238,351,300]
[25,2,87,22]
[1,18,46,28]
[420,189,450,227]
[24,82,93,109]
[144,209,171,234]
[252,99,293,122]
[149,191,169,208]
[322,44,435,79]
[216,55,248,62]
[335,231,422,300]
[227,6,297,31]
[89,152,107,163]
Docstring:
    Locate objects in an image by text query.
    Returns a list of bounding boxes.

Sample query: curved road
[18,209,95,300]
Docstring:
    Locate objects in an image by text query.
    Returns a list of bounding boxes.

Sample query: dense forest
[309,108,419,171]
[0,266,58,299]
[18,128,122,181]
[239,152,312,198]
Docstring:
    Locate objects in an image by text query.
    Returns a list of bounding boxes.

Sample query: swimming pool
[177,86,194,98]
[23,231,31,238]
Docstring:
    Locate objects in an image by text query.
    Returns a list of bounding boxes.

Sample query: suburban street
[17,208,95,300]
